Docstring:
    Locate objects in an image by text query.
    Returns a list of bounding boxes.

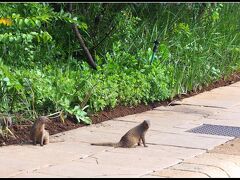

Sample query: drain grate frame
[186,124,240,137]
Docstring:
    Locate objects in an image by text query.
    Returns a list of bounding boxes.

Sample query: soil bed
[1,72,240,146]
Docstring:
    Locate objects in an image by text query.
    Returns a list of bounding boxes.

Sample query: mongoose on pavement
[30,116,50,146]
[91,120,150,148]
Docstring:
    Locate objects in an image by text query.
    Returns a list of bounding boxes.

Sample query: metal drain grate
[186,124,240,137]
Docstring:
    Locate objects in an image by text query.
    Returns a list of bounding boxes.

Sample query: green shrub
[0,3,240,125]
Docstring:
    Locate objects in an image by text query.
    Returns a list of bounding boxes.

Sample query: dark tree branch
[90,25,116,52]
[69,3,97,70]
[89,4,127,52]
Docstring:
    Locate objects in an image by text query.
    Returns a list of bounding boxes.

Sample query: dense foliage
[0,3,239,124]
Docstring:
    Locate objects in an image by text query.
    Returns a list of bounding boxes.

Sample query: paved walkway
[1,82,240,177]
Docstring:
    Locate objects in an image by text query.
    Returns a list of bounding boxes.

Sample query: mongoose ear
[39,116,51,122]
[144,120,150,126]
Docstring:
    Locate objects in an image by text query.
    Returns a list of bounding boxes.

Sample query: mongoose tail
[49,139,65,143]
[90,142,119,147]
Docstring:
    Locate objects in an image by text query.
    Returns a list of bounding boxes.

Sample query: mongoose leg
[40,136,44,146]
[138,138,141,146]
[33,137,37,145]
[43,132,49,145]
[141,135,148,147]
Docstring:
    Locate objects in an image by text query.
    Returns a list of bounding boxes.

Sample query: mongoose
[91,120,150,148]
[30,116,50,146]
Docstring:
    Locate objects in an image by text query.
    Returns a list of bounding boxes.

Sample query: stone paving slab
[10,172,66,178]
[140,174,165,178]
[151,168,210,178]
[172,89,240,108]
[154,104,240,127]
[43,141,109,156]
[228,104,240,112]
[152,150,240,178]
[82,149,179,172]
[229,81,240,87]
[207,110,240,122]
[113,108,240,135]
[187,152,240,166]
[228,81,240,87]
[208,87,237,95]
[114,110,205,134]
[114,110,204,124]
[0,157,50,178]
[149,132,232,150]
[0,145,84,177]
[208,138,240,156]
[196,118,240,128]
[210,85,240,96]
[183,153,240,177]
[33,160,155,178]
[52,127,123,143]
[153,104,219,117]
[0,167,25,178]
[166,162,229,177]
[115,145,204,160]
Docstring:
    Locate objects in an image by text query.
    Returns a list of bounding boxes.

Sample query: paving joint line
[7,170,25,178]
[152,108,219,114]
[182,162,230,177]
[152,109,216,120]
[7,164,54,178]
[205,152,240,168]
[31,171,69,178]
[170,167,211,177]
[93,173,139,178]
[169,103,228,109]
[72,148,111,164]
[138,170,159,178]
[146,142,207,151]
